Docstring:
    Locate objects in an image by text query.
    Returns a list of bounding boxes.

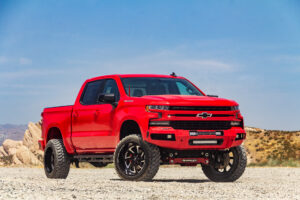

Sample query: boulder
[2,139,23,155]
[0,121,43,166]
[23,122,41,153]
[16,145,41,165]
[0,146,8,157]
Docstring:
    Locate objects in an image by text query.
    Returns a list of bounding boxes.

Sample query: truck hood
[139,95,238,106]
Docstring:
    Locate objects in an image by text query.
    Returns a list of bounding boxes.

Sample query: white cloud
[67,49,235,75]
[272,55,300,63]
[170,59,233,71]
[19,57,32,65]
[0,56,33,65]
[0,69,64,80]
[0,56,8,64]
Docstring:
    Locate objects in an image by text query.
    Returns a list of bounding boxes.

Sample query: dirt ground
[0,167,299,200]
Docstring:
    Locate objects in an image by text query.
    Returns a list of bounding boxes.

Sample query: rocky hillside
[0,121,299,166]
[244,127,300,166]
[0,122,43,166]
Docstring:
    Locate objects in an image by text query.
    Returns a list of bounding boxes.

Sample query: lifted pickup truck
[40,74,247,182]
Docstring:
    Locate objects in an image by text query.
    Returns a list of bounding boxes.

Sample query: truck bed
[41,105,74,153]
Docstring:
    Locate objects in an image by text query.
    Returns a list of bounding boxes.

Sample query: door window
[102,79,120,102]
[80,79,120,105]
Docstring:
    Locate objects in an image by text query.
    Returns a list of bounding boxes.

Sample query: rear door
[71,78,120,151]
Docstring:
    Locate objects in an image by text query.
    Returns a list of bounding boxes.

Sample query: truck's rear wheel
[44,139,70,179]
[114,135,160,181]
[202,146,247,182]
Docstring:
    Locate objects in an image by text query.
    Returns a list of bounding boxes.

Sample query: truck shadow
[111,179,209,183]
[153,179,209,183]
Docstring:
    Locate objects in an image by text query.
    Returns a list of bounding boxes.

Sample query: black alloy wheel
[114,135,160,181]
[120,142,146,176]
[202,145,247,182]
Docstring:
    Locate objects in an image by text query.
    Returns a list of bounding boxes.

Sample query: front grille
[169,106,232,111]
[170,121,231,130]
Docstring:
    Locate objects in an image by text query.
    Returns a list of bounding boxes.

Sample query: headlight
[231,121,241,127]
[146,105,169,112]
[149,121,170,126]
[231,105,239,111]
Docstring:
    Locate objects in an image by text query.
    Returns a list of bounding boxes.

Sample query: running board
[73,154,114,163]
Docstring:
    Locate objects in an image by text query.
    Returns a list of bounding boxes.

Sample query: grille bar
[169,106,232,111]
[170,121,231,130]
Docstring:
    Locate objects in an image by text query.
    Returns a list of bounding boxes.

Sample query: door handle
[95,110,100,117]
[73,112,78,118]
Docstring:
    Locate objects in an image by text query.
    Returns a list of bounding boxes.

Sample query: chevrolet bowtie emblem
[196,112,212,119]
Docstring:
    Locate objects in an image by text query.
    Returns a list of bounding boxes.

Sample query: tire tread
[202,145,247,182]
[44,139,70,179]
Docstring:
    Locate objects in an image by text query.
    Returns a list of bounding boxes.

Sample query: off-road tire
[44,139,70,179]
[202,145,247,182]
[89,162,108,168]
[114,135,160,181]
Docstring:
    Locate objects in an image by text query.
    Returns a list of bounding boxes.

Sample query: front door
[71,79,120,151]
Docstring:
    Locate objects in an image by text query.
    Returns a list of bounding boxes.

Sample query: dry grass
[244,127,300,167]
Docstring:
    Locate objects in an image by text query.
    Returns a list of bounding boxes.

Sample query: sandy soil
[0,167,299,200]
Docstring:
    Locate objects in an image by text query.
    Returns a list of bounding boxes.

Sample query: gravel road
[0,167,299,200]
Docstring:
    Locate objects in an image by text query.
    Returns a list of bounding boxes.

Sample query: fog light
[190,131,198,136]
[235,133,244,140]
[215,131,222,136]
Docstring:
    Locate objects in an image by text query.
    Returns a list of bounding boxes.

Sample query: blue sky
[0,0,299,130]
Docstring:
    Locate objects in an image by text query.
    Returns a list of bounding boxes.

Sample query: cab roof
[118,74,183,78]
[87,74,184,82]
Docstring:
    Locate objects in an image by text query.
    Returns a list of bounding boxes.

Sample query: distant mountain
[0,124,27,145]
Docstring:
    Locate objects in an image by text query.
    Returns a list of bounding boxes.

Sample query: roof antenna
[170,72,177,77]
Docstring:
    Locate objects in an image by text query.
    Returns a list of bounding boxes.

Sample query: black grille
[170,121,231,130]
[169,106,232,111]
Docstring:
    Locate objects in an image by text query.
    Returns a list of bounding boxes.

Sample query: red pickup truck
[40,74,247,182]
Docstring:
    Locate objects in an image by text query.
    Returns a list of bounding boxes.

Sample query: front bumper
[144,127,246,150]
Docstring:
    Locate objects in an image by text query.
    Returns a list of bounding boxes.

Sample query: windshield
[121,77,203,97]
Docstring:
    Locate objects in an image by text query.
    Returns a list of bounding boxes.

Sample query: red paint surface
[40,74,246,155]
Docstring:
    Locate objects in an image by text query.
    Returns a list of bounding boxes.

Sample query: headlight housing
[146,105,169,112]
[231,121,242,127]
[149,121,170,126]
[231,105,239,111]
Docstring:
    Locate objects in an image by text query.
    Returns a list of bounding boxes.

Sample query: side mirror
[207,94,218,98]
[98,93,115,103]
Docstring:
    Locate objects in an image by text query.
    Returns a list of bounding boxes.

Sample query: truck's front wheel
[114,135,160,181]
[202,145,247,182]
[44,139,70,179]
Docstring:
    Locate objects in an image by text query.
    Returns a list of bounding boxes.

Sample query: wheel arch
[119,120,142,140]
[46,127,63,143]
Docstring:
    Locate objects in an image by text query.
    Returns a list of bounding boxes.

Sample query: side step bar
[73,154,114,163]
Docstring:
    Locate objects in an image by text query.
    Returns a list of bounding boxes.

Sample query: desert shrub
[0,155,13,165]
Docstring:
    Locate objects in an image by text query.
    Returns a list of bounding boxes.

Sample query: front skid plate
[169,157,209,165]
